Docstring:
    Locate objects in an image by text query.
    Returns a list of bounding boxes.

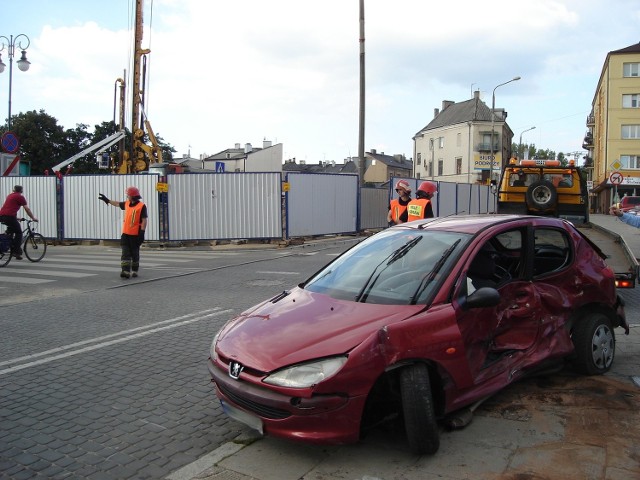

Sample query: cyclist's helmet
[126,186,141,198]
[395,180,411,194]
[416,181,437,198]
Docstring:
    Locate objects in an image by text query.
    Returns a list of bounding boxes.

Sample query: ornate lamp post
[0,34,31,129]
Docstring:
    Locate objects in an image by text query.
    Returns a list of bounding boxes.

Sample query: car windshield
[304,229,471,305]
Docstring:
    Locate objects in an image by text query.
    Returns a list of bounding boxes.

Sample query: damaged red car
[208,215,628,454]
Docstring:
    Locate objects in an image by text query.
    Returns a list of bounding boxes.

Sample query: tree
[2,110,67,174]
[0,110,178,175]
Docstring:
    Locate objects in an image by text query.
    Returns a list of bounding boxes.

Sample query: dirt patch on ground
[477,372,640,480]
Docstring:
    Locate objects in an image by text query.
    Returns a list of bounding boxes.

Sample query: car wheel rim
[532,186,551,203]
[591,324,614,369]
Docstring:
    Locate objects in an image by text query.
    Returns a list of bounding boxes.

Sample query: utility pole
[357,0,365,186]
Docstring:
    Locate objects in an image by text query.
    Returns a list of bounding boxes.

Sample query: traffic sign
[1,132,19,154]
[609,171,624,185]
[215,162,225,173]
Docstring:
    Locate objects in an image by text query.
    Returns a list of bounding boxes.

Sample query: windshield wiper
[355,236,422,303]
[410,239,461,305]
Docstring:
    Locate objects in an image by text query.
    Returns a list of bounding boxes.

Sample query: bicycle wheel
[23,233,47,262]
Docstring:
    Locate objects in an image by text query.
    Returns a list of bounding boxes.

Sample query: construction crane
[115,0,163,174]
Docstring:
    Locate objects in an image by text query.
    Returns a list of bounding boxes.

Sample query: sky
[1,0,640,165]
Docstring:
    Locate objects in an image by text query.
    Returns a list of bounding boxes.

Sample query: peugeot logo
[229,361,244,380]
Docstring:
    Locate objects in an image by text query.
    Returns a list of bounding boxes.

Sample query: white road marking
[0,308,233,376]
[0,276,53,284]
[256,271,299,275]
[0,268,96,278]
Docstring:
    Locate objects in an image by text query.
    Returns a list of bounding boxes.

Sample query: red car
[618,195,640,213]
[208,215,628,454]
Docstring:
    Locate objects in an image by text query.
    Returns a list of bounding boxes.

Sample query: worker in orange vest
[387,180,412,226]
[407,181,437,221]
[98,186,148,279]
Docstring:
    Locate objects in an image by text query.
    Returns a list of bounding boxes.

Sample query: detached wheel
[526,180,557,210]
[400,363,440,454]
[571,313,615,375]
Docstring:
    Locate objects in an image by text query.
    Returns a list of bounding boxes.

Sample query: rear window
[622,196,640,206]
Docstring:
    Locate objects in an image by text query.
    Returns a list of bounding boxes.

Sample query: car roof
[399,214,568,235]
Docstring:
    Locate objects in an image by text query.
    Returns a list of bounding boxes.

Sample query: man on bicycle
[0,185,38,260]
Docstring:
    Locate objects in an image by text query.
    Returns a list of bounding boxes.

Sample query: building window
[438,159,443,176]
[417,152,422,165]
[416,172,421,179]
[428,161,433,177]
[623,94,640,108]
[621,155,640,169]
[456,157,462,175]
[623,63,640,77]
[622,125,640,139]
[429,139,434,151]
[438,137,444,149]
[456,133,462,147]
[480,132,495,150]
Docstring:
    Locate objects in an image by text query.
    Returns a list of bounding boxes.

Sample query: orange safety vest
[122,201,145,235]
[389,198,409,223]
[407,199,430,222]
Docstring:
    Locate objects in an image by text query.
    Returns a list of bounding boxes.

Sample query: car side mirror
[463,287,501,310]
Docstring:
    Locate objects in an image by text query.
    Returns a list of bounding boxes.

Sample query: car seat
[468,251,496,289]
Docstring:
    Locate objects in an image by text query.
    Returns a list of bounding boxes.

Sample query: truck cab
[497,158,589,224]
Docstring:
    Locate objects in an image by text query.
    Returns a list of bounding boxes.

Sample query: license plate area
[221,399,264,435]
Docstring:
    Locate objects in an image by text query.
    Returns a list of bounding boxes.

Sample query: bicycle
[0,218,47,267]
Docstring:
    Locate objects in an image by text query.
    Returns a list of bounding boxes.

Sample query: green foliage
[0,110,177,176]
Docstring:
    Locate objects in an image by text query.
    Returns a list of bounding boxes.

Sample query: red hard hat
[126,186,141,197]
[395,180,411,192]
[417,181,437,196]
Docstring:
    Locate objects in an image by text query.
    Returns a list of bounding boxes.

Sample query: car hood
[216,287,424,372]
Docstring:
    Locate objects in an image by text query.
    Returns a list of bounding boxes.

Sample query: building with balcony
[587,42,640,212]
[413,90,514,185]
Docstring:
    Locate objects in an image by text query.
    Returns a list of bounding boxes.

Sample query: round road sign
[1,131,20,154]
[609,171,624,185]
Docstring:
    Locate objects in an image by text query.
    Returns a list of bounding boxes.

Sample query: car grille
[218,383,291,420]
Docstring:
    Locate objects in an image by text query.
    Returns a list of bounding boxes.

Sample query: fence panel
[360,187,387,229]
[167,172,282,241]
[0,176,58,239]
[62,174,160,241]
[286,173,358,237]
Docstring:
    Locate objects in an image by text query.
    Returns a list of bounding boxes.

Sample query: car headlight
[263,356,348,388]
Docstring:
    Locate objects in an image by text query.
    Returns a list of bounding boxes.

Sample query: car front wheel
[571,313,615,375]
[400,363,440,454]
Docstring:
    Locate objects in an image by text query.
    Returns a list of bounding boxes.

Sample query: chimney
[235,143,241,149]
[474,90,480,100]
[442,100,454,111]
[434,108,440,117]
[263,139,272,148]
[244,143,252,153]
[370,148,377,154]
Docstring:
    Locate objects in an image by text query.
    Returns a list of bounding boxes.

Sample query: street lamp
[489,76,521,184]
[0,34,31,130]
[519,126,536,159]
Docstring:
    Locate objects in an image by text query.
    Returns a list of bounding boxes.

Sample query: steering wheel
[493,264,512,284]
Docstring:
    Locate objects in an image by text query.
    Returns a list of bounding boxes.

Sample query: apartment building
[413,91,514,185]
[586,42,640,212]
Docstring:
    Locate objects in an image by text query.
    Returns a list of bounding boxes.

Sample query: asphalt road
[0,239,360,479]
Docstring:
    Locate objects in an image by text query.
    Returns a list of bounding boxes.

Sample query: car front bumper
[207,357,366,444]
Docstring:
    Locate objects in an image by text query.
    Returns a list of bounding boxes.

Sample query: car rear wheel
[399,363,440,454]
[526,180,557,210]
[571,313,615,375]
